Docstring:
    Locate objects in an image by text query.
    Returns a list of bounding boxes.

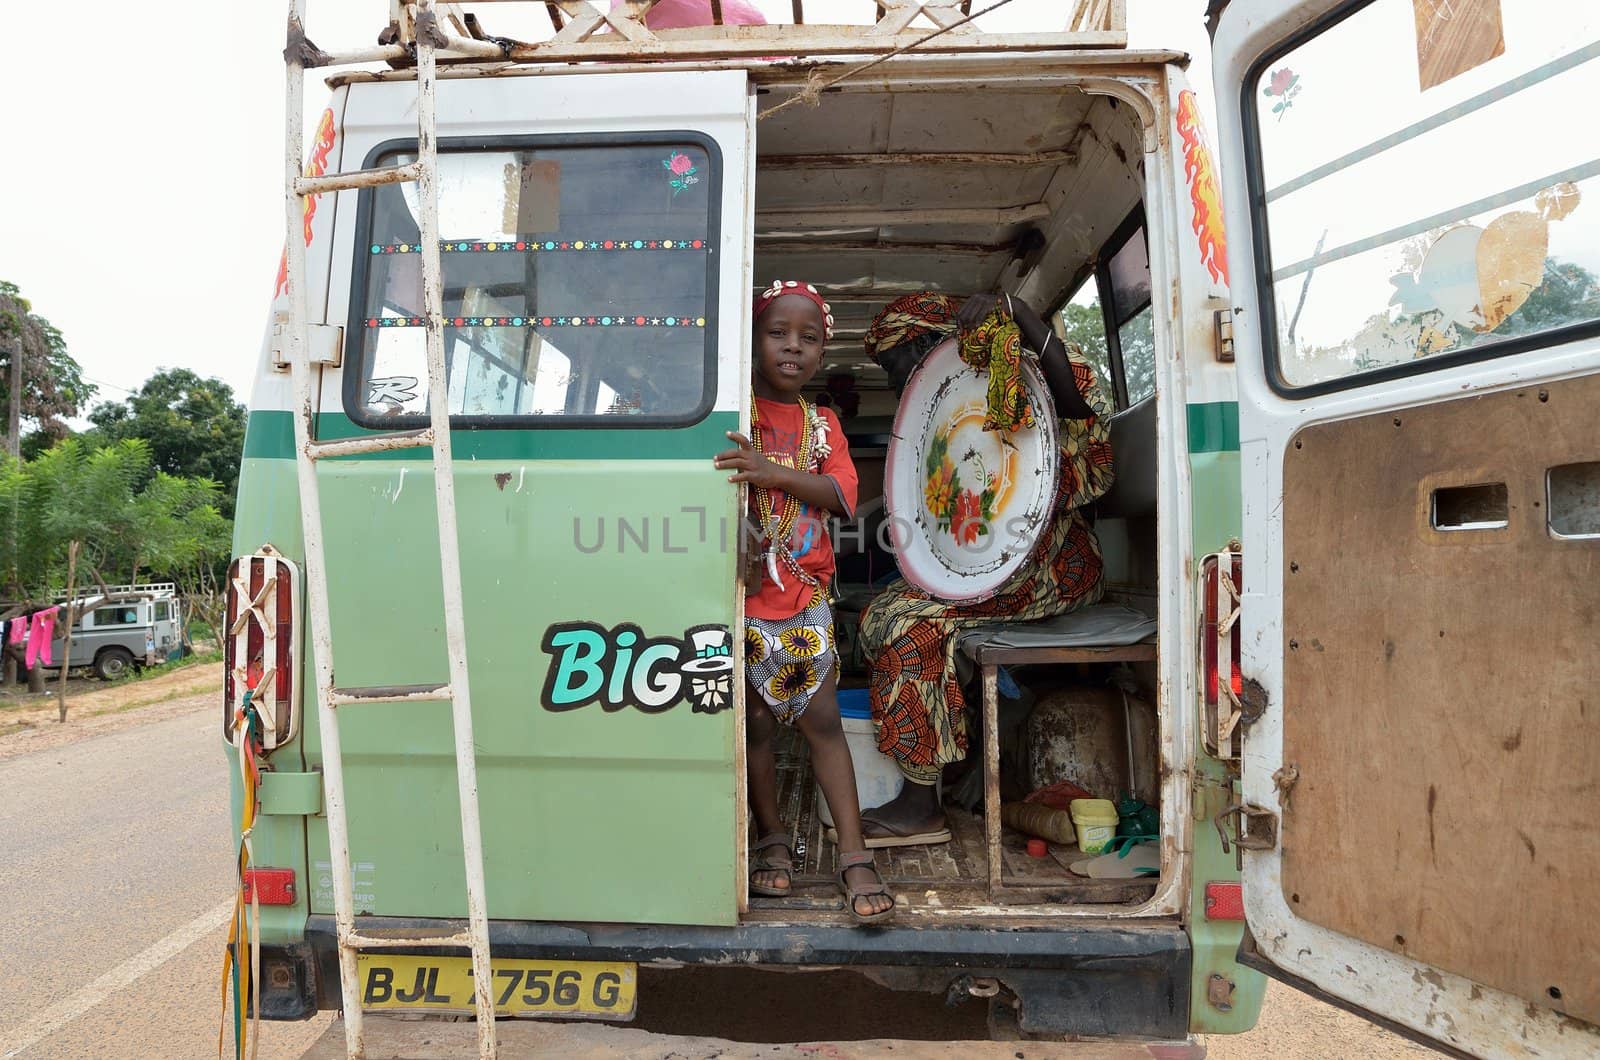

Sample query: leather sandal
[749,832,794,897]
[837,850,895,925]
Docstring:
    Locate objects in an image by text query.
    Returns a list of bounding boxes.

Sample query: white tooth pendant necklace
[752,394,823,599]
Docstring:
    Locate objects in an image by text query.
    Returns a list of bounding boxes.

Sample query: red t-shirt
[746,398,857,621]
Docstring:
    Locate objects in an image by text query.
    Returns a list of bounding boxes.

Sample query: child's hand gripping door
[1211,0,1600,1053]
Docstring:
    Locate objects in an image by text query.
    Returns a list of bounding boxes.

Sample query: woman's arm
[957,294,1095,420]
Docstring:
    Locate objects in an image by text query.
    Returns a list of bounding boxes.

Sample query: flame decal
[274,108,339,296]
[1176,90,1229,288]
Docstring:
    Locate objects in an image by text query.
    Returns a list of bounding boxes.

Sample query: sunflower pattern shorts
[745,599,836,725]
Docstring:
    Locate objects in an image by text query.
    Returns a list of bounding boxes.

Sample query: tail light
[223,548,302,750]
[1200,548,1243,758]
[1203,880,1245,921]
[242,868,298,906]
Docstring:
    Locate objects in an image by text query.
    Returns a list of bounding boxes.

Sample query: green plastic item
[1116,793,1160,838]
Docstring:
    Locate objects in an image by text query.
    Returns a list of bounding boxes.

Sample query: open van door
[1211,0,1600,1054]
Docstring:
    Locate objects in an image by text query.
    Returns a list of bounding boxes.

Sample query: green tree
[0,439,232,694]
[1057,300,1112,398]
[1055,298,1155,408]
[0,281,96,445]
[85,368,247,516]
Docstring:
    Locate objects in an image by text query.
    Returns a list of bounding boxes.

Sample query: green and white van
[226,1,1599,1054]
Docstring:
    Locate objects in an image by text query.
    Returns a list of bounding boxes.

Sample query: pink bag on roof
[610,0,767,28]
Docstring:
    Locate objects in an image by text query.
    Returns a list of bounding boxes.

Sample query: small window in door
[1091,210,1155,409]
[1249,0,1600,392]
[154,601,170,622]
[1054,280,1113,399]
[92,606,140,627]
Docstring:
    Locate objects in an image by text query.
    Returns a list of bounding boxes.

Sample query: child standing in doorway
[713,280,895,924]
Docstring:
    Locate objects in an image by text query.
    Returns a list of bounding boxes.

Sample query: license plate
[356,954,636,1020]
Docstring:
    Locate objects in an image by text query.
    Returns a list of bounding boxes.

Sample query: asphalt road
[0,697,1435,1059]
[0,702,332,1059]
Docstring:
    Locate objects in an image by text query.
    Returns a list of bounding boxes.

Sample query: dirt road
[0,680,1437,1058]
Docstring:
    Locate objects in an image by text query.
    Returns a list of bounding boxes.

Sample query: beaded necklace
[751,395,828,597]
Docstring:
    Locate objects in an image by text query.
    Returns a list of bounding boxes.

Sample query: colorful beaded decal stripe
[371,238,708,254]
[366,314,706,328]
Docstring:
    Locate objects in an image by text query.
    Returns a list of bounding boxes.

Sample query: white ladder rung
[296,161,422,197]
[305,428,435,460]
[344,930,474,950]
[330,682,452,706]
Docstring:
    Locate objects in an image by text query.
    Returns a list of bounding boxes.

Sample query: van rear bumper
[284,915,1191,1038]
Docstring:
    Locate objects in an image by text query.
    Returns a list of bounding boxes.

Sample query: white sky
[0,1,1213,419]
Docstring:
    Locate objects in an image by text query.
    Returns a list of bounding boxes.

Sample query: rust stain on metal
[1238,677,1268,726]
[493,472,512,491]
[284,14,333,68]
[1207,973,1236,1012]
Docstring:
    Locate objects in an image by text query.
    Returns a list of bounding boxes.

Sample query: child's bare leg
[745,688,790,893]
[796,670,894,919]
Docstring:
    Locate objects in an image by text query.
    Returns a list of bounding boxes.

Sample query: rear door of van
[1212,0,1600,1054]
[308,70,753,927]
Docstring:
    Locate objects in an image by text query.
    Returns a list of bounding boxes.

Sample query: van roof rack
[48,583,177,602]
[313,0,1126,80]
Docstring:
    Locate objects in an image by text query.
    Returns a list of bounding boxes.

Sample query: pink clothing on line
[8,617,24,645]
[609,0,767,28]
[25,607,59,669]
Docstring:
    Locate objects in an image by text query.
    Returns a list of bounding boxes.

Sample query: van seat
[956,603,1156,664]
[1094,395,1157,520]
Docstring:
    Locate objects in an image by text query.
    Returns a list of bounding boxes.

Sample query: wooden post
[57,541,78,722]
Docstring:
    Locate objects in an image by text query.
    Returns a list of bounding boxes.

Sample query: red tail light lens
[223,551,302,749]
[1204,880,1245,920]
[1202,561,1220,708]
[1201,550,1244,758]
[1229,553,1243,699]
[242,868,297,906]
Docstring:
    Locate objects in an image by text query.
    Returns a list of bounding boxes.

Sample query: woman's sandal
[837,850,896,925]
[749,832,794,897]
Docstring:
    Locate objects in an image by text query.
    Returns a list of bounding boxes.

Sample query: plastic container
[1069,798,1119,855]
[817,688,902,827]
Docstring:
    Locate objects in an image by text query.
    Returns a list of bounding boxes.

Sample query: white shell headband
[754,280,834,340]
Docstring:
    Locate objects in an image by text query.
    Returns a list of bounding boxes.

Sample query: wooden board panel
[1280,377,1600,1023]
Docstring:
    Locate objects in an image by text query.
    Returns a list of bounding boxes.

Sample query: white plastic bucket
[817,691,902,828]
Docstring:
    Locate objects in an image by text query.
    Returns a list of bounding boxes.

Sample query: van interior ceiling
[746,74,1163,918]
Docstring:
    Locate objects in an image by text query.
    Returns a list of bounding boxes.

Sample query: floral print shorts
[745,599,836,725]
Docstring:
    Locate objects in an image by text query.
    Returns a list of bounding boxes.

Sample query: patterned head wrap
[754,280,834,340]
[866,292,1034,433]
[862,292,960,364]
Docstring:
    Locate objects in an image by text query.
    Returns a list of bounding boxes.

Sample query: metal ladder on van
[280,3,509,1056]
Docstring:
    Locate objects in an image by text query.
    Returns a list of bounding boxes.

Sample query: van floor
[746,727,1157,921]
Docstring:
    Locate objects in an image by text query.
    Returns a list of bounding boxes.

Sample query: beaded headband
[753,280,834,340]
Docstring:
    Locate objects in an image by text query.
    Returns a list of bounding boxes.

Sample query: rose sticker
[1262,67,1301,121]
[663,151,700,195]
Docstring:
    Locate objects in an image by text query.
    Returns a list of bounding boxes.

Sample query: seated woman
[853,292,1115,846]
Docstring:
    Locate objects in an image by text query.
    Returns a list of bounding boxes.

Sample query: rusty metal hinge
[1214,308,1234,362]
[271,322,343,371]
[1214,801,1278,871]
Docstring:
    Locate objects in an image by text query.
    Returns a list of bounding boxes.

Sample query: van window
[1055,280,1113,399]
[347,137,720,427]
[92,606,140,627]
[1250,0,1600,390]
[154,601,170,622]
